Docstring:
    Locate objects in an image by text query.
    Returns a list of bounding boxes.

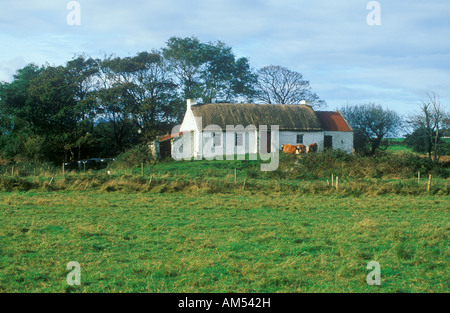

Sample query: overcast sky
[1,0,449,115]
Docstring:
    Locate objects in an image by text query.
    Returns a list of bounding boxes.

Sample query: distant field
[386,139,450,159]
[0,190,448,293]
[386,145,413,153]
[386,139,412,154]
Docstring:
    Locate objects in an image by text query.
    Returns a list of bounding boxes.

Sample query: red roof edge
[159,132,183,142]
[316,111,352,132]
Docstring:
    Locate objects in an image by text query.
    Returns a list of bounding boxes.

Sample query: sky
[1,0,449,116]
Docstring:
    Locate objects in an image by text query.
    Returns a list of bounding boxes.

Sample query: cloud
[0,57,26,82]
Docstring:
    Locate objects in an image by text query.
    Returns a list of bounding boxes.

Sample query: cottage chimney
[187,99,197,110]
[300,100,312,106]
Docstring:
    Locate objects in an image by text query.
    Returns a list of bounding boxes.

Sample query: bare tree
[255,65,326,108]
[407,92,448,161]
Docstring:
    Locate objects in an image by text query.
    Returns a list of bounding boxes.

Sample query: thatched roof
[191,103,323,131]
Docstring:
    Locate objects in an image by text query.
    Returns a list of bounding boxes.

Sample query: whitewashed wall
[279,131,325,151]
[172,129,354,159]
[323,131,354,153]
[221,130,258,158]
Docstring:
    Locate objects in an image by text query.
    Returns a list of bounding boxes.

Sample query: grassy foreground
[0,190,448,293]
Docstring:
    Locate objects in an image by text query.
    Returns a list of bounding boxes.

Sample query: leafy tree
[163,36,205,100]
[341,103,402,155]
[0,64,44,160]
[96,52,181,151]
[200,41,257,103]
[0,64,43,134]
[95,57,136,153]
[120,51,181,140]
[65,56,99,160]
[403,127,432,154]
[163,36,256,103]
[27,65,81,162]
[255,65,326,108]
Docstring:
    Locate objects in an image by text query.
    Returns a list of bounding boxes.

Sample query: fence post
[427,174,432,193]
[331,174,334,187]
[418,171,420,184]
[62,162,65,176]
[336,176,339,191]
[235,168,237,183]
[141,162,144,176]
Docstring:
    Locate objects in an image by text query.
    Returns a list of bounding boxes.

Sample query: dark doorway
[324,136,333,150]
[159,140,171,159]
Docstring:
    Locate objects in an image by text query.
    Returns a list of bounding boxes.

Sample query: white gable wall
[324,131,354,153]
[180,107,200,133]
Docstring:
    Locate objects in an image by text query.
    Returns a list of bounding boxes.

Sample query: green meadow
[0,153,449,293]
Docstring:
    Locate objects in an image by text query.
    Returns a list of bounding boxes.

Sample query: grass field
[0,189,448,293]
[0,153,448,293]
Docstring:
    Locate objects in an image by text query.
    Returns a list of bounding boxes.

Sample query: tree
[341,103,402,155]
[95,51,181,150]
[95,55,138,153]
[199,41,257,103]
[163,36,256,103]
[255,65,326,108]
[406,92,448,161]
[27,65,81,162]
[163,36,205,100]
[404,127,432,154]
[65,56,99,159]
[119,51,181,140]
[0,64,44,160]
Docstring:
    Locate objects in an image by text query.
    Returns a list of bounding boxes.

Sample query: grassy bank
[0,151,448,196]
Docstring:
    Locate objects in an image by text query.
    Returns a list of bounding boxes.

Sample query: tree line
[0,36,325,163]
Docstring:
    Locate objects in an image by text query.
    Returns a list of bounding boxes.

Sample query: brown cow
[282,144,306,155]
[306,143,318,153]
[295,144,306,154]
[281,144,297,154]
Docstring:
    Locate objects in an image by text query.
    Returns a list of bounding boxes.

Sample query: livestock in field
[281,144,298,154]
[281,144,306,155]
[295,144,306,154]
[306,143,318,153]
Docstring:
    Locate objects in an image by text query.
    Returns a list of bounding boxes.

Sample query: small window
[235,133,243,147]
[212,132,221,147]
[296,134,304,144]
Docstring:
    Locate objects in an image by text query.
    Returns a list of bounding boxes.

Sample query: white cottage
[159,99,353,159]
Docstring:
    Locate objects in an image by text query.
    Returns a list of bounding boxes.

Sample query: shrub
[110,144,155,169]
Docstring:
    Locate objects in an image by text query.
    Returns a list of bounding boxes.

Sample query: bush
[110,144,155,169]
[274,150,447,180]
